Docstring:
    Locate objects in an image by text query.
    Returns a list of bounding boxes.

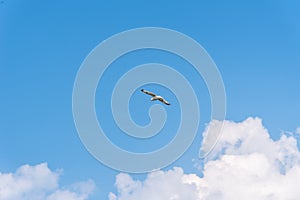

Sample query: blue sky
[1,1,300,199]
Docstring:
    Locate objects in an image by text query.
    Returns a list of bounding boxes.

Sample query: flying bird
[141,89,170,105]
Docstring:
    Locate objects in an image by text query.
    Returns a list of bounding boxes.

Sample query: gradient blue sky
[1,1,299,199]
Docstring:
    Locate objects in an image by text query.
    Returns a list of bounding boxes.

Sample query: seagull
[141,89,171,105]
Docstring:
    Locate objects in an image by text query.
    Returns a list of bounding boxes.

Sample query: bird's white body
[151,96,162,101]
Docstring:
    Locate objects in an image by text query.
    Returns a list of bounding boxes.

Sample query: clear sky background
[1,1,300,200]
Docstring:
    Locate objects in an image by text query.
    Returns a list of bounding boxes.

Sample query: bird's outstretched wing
[159,98,171,105]
[141,89,156,97]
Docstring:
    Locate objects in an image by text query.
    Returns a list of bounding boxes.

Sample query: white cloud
[110,117,300,200]
[296,127,300,135]
[109,167,201,200]
[0,163,95,200]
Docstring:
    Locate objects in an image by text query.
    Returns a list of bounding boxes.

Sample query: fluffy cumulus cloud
[109,117,300,200]
[108,167,201,200]
[0,163,95,200]
[296,127,300,135]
